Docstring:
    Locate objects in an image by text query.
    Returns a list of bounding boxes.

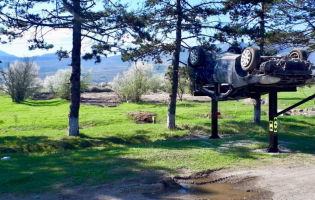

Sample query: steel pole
[268,91,279,152]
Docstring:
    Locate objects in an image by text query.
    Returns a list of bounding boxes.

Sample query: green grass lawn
[0,87,315,194]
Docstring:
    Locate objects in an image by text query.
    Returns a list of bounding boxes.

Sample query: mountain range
[0,50,190,83]
[0,45,314,83]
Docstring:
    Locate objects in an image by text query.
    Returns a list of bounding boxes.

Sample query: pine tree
[224,0,280,123]
[123,0,229,129]
[271,0,315,52]
[0,0,137,136]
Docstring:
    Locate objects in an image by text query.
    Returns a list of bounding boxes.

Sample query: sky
[0,0,229,57]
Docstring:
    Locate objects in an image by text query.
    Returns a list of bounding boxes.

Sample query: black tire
[240,47,260,72]
[288,48,308,61]
[227,46,242,54]
[188,46,205,68]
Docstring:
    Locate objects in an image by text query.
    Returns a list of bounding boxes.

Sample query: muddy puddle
[144,177,261,200]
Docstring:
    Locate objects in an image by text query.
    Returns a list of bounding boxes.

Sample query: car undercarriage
[188,47,314,101]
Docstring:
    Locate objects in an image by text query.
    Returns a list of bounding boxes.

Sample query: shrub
[149,74,164,93]
[0,60,40,103]
[43,69,92,100]
[111,63,155,102]
[88,87,112,93]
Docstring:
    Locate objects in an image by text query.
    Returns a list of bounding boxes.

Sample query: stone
[242,98,256,105]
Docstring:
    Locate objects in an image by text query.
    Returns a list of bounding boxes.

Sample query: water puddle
[144,178,260,200]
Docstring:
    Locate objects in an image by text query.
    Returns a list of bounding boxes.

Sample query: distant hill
[0,50,188,83]
[1,45,313,83]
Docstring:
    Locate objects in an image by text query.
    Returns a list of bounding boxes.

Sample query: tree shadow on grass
[0,133,152,154]
[0,147,173,194]
[20,99,68,107]
[280,116,315,127]
[149,119,315,156]
[1,117,315,195]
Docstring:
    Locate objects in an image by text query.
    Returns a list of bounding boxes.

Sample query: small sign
[269,120,273,131]
[274,117,278,133]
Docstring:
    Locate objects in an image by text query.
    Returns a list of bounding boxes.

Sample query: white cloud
[0,29,72,57]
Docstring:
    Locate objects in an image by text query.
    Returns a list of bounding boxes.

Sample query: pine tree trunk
[68,0,82,136]
[254,1,265,124]
[167,0,182,129]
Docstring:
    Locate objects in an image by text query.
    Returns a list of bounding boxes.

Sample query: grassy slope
[0,87,315,194]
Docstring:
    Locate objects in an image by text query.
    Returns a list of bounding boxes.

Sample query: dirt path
[3,164,315,200]
[225,164,315,200]
[80,92,211,107]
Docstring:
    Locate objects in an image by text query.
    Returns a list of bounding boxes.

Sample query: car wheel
[188,46,205,68]
[227,46,242,54]
[241,47,260,72]
[288,49,308,60]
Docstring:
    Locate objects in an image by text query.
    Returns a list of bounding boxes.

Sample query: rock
[243,97,268,105]
[243,98,256,105]
[179,183,191,189]
[261,97,269,105]
[161,178,182,189]
[178,189,187,194]
[1,156,10,161]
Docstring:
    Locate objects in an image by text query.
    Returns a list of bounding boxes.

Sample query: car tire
[241,47,260,72]
[188,46,205,68]
[227,46,242,54]
[288,49,308,61]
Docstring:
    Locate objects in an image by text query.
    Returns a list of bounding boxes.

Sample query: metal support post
[210,83,220,139]
[268,91,279,152]
[210,98,220,139]
[254,94,261,123]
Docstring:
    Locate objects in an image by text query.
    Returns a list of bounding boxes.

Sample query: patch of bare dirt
[127,112,157,124]
[178,133,210,140]
[80,92,120,107]
[141,92,211,104]
[205,113,237,119]
[86,87,113,93]
[32,93,56,100]
[265,108,315,117]
[80,92,211,107]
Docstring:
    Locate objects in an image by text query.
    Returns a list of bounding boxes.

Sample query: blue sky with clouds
[0,0,229,57]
